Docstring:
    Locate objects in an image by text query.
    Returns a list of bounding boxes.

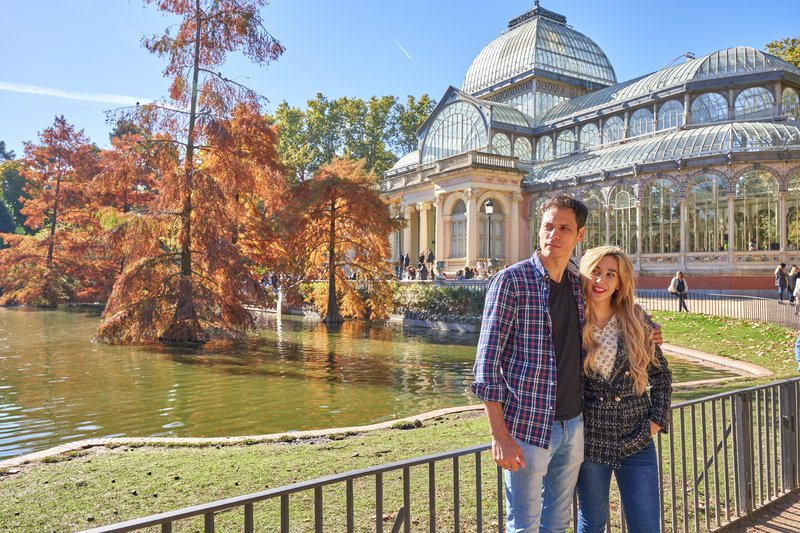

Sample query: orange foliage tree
[0,116,117,306]
[286,157,399,324]
[96,0,285,343]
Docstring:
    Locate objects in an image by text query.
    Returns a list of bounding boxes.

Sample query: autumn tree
[0,141,14,160]
[286,157,399,324]
[766,37,800,67]
[0,116,116,306]
[96,0,284,343]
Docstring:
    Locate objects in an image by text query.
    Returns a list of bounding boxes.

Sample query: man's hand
[492,433,526,471]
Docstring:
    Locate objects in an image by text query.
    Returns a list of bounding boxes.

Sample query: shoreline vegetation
[1,311,797,531]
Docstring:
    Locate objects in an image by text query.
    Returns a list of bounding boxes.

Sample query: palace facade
[380,3,800,292]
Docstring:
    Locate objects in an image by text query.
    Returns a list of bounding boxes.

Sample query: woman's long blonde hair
[580,246,658,395]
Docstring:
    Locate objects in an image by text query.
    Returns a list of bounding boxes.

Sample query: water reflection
[0,308,731,459]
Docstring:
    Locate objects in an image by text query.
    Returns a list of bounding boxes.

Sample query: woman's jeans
[676,292,688,312]
[576,440,660,533]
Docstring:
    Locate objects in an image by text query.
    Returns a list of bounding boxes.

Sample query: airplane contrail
[391,38,413,61]
[0,81,150,105]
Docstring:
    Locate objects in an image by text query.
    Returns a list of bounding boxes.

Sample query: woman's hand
[650,421,662,436]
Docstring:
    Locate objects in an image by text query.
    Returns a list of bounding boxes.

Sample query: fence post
[780,382,799,491]
[734,391,755,514]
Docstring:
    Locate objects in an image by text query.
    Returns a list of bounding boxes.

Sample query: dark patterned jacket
[583,336,672,468]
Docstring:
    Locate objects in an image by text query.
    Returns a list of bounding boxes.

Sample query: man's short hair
[540,195,588,229]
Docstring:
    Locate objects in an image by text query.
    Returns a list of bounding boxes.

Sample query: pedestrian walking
[775,263,788,302]
[789,265,799,304]
[667,271,689,312]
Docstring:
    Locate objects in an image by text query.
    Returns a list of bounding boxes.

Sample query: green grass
[2,312,798,531]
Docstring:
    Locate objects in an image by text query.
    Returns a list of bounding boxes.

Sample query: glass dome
[462,8,616,95]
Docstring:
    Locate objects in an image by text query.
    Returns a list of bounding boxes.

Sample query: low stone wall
[390,310,482,333]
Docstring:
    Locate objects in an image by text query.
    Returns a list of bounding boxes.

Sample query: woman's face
[586,255,620,307]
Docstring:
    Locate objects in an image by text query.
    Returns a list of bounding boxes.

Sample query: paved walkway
[720,490,800,532]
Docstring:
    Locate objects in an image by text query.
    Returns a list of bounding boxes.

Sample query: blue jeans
[576,440,660,533]
[505,414,584,533]
[794,335,800,370]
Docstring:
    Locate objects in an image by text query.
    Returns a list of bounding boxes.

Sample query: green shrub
[392,284,486,316]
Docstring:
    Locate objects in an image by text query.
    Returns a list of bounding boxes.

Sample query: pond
[0,308,734,460]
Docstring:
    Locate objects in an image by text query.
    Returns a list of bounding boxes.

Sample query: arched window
[609,185,637,253]
[514,137,532,162]
[480,200,504,259]
[691,93,728,124]
[641,179,680,254]
[657,100,683,131]
[686,174,728,253]
[421,101,488,164]
[580,123,600,149]
[490,133,511,155]
[450,200,467,258]
[734,171,779,251]
[786,173,800,251]
[629,109,653,138]
[782,87,800,119]
[602,116,624,144]
[536,136,553,161]
[582,188,605,249]
[556,130,575,157]
[735,87,774,120]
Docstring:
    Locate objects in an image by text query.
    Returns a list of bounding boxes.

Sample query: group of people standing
[473,195,672,532]
[774,263,800,304]
[398,249,435,280]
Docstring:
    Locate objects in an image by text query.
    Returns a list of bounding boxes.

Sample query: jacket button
[615,396,621,402]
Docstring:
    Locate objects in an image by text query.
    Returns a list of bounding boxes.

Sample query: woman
[667,271,689,312]
[576,246,673,533]
[788,266,798,304]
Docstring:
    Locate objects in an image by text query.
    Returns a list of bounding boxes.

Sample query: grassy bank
[2,312,798,531]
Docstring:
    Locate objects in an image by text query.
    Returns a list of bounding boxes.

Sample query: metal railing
[82,379,799,533]
[636,289,800,328]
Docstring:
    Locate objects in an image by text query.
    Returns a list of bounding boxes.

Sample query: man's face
[538,207,585,261]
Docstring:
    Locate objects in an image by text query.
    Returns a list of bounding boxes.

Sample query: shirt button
[615,396,621,402]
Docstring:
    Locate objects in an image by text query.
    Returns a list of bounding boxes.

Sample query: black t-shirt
[549,274,582,421]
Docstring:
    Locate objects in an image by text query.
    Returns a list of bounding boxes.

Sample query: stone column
[775,81,783,117]
[417,201,432,254]
[465,188,479,268]
[511,192,522,263]
[403,203,414,259]
[653,103,659,132]
[605,203,611,245]
[623,110,630,139]
[434,193,445,268]
[728,193,736,251]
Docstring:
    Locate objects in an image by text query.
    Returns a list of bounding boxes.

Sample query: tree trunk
[46,171,62,269]
[162,0,205,342]
[325,197,342,323]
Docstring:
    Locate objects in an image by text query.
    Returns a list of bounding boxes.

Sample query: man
[472,194,587,532]
[426,248,435,270]
[776,263,788,302]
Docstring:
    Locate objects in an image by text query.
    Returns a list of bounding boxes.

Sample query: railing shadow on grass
[81,378,800,533]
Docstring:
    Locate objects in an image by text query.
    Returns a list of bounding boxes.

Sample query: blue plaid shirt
[471,253,585,448]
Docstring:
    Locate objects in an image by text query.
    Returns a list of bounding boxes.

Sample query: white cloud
[0,81,150,106]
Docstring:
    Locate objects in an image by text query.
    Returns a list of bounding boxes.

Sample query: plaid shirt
[471,253,585,448]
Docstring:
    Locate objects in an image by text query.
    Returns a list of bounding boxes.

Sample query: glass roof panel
[527,122,800,183]
[491,103,533,127]
[542,47,800,123]
[463,16,616,95]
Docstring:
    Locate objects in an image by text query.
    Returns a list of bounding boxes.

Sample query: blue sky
[2,0,799,156]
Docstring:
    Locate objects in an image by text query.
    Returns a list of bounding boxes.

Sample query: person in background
[426,249,435,270]
[775,263,788,302]
[456,269,465,281]
[575,246,672,533]
[419,263,429,281]
[789,266,799,305]
[793,281,800,317]
[667,271,689,312]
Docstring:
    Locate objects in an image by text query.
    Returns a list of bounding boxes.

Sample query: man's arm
[484,401,525,471]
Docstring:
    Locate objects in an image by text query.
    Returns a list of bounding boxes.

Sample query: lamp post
[485,199,494,265]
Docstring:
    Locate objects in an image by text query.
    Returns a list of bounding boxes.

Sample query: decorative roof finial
[535,0,540,7]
